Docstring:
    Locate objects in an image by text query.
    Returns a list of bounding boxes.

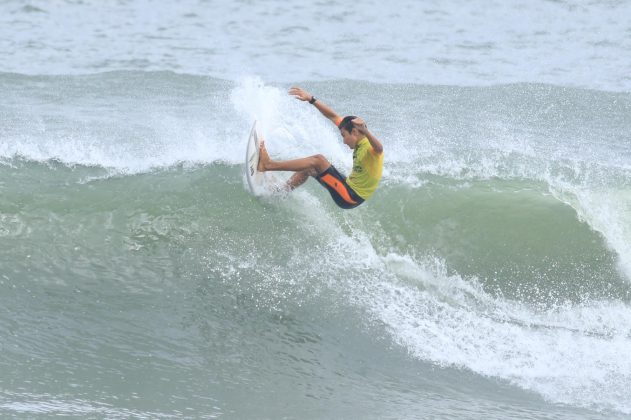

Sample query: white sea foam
[0,113,230,174]
[376,253,631,413]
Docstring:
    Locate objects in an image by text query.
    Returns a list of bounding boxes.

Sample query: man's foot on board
[258,141,271,172]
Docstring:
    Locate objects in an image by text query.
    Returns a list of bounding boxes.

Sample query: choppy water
[1,1,631,419]
[2,0,631,90]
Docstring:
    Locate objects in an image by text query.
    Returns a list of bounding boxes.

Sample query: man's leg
[258,142,330,189]
[286,170,311,190]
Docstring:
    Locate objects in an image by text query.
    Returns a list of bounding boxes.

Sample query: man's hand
[289,86,341,126]
[352,117,368,134]
[352,117,383,154]
[288,86,312,102]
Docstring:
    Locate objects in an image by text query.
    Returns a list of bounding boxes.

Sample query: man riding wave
[258,86,384,209]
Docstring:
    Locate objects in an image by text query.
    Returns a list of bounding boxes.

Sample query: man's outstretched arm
[289,86,341,126]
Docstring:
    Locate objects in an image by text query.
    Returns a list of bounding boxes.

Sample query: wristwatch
[309,96,317,104]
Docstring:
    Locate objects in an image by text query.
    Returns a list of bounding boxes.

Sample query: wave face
[1,72,631,418]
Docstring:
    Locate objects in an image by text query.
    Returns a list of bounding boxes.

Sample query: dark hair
[338,115,357,133]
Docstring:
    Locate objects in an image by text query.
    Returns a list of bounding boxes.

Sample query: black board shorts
[315,166,364,209]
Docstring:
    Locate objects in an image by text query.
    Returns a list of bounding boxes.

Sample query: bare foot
[258,141,271,172]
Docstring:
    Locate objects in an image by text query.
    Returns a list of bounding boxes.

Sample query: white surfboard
[245,120,264,195]
[244,120,285,196]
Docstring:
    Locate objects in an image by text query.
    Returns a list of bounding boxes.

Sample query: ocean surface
[1,1,631,419]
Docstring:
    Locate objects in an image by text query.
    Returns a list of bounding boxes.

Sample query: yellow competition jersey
[346,137,383,200]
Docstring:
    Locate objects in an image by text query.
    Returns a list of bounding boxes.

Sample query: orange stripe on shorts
[320,174,357,204]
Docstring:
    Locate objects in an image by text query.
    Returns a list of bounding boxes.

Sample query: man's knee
[312,154,329,171]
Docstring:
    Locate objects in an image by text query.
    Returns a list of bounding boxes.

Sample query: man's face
[340,127,356,149]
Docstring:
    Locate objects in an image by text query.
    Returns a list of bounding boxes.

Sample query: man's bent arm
[354,118,383,154]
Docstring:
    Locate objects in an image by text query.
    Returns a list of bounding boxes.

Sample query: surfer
[257,87,383,209]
